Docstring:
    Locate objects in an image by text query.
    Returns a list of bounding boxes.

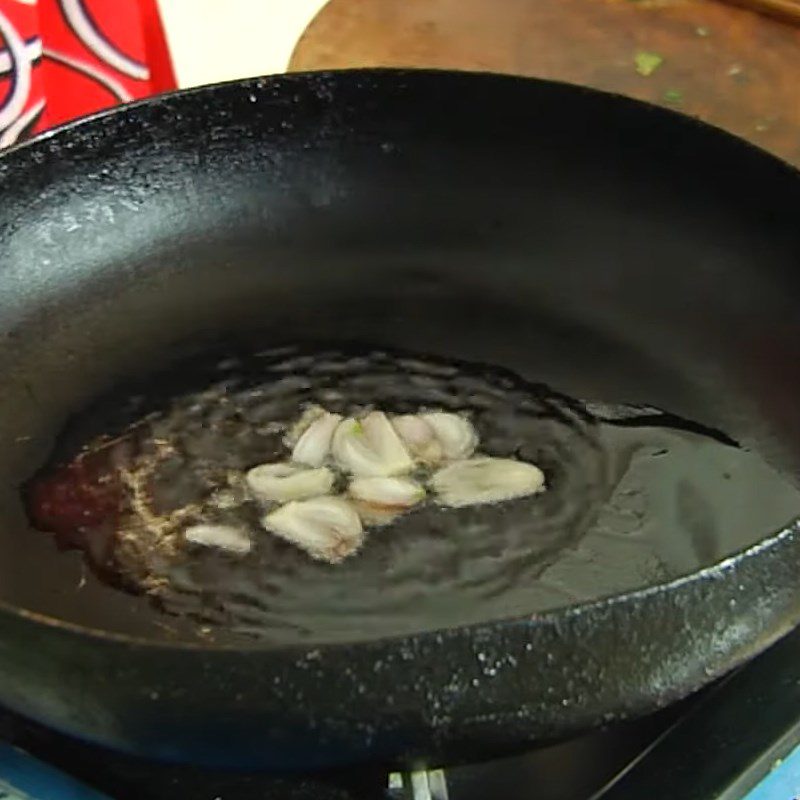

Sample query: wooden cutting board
[289,0,800,166]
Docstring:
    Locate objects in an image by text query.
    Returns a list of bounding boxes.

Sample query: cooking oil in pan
[25,346,800,644]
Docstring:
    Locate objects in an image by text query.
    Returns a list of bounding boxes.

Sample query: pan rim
[1,66,798,182]
[0,67,798,652]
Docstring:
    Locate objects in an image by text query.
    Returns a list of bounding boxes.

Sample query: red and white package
[0,0,176,147]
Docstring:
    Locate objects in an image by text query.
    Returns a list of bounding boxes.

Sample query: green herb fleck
[351,420,364,435]
[635,50,663,77]
[663,88,683,105]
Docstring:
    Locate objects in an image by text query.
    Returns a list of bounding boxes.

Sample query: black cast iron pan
[0,69,799,770]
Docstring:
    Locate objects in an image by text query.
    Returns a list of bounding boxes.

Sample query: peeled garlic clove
[262,496,364,563]
[421,412,479,460]
[332,412,414,477]
[246,463,334,504]
[431,457,545,508]
[392,414,444,465]
[349,476,426,508]
[184,524,252,554]
[361,412,416,473]
[291,411,342,467]
[349,476,425,525]
[284,405,325,448]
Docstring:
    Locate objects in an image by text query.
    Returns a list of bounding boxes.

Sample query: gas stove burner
[388,769,449,800]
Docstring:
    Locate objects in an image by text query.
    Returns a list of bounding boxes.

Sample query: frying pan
[0,69,799,771]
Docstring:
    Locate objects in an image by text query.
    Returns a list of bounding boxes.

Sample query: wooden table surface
[289,0,800,166]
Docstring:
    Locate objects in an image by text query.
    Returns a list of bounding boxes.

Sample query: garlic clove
[431,457,545,508]
[349,476,426,508]
[421,412,479,460]
[284,405,325,448]
[361,412,416,473]
[184,524,252,555]
[332,412,414,477]
[392,414,444,465]
[291,411,343,467]
[246,463,334,504]
[348,476,426,525]
[262,496,364,563]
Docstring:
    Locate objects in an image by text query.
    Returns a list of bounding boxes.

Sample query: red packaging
[0,0,176,147]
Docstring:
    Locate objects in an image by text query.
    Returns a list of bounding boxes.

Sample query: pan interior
[0,71,799,646]
[25,343,800,645]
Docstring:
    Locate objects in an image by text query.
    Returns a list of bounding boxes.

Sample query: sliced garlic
[421,412,479,460]
[349,476,426,525]
[431,457,545,508]
[262,496,364,563]
[246,463,334,504]
[332,412,414,477]
[392,414,444,465]
[184,524,252,554]
[291,411,342,467]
